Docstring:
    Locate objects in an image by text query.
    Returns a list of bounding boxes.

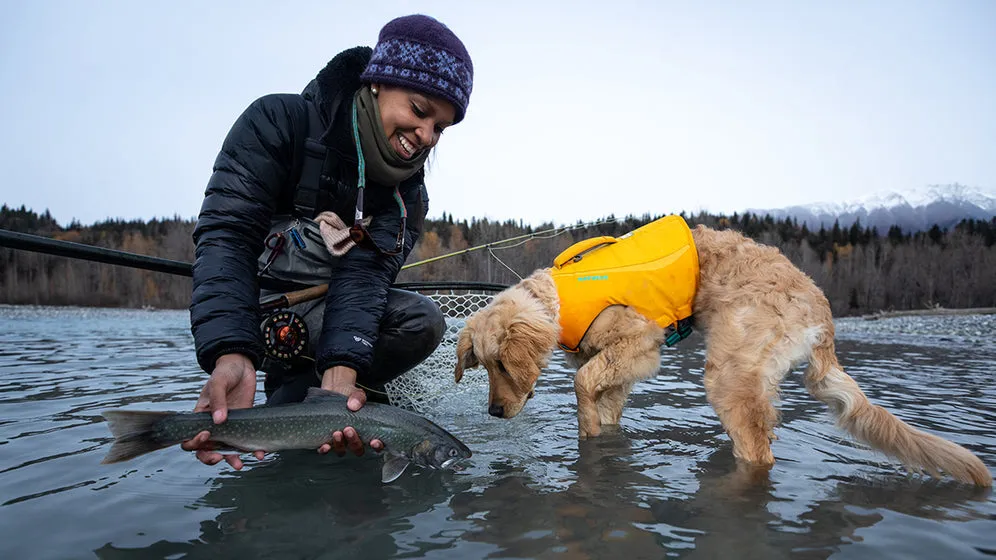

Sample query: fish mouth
[441,457,466,471]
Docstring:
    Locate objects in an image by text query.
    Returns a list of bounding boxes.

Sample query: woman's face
[373,84,456,160]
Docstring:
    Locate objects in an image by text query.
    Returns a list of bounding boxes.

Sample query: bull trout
[100,388,472,483]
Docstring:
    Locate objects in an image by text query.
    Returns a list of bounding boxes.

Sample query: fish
[100,387,472,483]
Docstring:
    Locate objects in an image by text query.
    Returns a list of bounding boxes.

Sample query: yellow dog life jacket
[551,215,699,352]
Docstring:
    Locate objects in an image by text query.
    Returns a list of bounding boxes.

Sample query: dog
[453,217,991,486]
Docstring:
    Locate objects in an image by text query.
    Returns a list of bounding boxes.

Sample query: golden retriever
[454,223,992,486]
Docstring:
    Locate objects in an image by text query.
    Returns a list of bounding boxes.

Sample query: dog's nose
[488,403,505,418]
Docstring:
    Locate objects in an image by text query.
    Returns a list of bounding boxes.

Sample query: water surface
[0,305,994,559]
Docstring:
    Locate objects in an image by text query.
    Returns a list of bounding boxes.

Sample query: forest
[2,204,994,316]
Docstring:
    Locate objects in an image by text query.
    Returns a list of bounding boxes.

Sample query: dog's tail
[804,340,991,486]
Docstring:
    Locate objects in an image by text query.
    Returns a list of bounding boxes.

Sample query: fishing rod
[0,228,305,292]
[0,229,192,276]
[0,229,510,307]
[2,227,514,365]
[2,216,618,309]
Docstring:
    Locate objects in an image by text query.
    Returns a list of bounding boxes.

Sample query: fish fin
[382,453,411,484]
[304,387,349,404]
[100,410,174,464]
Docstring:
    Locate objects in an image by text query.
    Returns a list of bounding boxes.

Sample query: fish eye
[448,448,458,457]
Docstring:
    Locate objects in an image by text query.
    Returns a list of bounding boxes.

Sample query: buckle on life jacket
[664,317,694,347]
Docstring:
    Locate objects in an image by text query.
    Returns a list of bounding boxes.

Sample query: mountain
[745,184,996,233]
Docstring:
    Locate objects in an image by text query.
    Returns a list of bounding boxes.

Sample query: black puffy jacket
[189,47,428,376]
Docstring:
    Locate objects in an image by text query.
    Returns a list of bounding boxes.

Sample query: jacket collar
[301,46,372,152]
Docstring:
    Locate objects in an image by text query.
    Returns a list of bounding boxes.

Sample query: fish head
[410,436,473,471]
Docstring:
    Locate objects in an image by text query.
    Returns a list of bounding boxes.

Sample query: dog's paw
[578,424,601,439]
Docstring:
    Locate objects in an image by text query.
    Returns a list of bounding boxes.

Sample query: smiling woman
[185,14,474,471]
[373,86,455,159]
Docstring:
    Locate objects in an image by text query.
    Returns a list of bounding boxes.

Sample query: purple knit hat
[360,14,474,123]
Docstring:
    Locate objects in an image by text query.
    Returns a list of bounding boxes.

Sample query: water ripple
[0,305,994,559]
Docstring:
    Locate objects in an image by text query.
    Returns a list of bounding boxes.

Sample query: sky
[1,0,994,227]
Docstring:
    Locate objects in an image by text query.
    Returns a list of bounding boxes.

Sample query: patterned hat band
[361,37,473,123]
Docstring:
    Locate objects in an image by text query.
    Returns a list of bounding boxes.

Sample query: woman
[182,14,473,469]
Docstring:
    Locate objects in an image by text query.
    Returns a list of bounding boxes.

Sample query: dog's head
[454,278,559,419]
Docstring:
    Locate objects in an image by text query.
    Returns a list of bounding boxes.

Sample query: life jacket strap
[664,317,695,347]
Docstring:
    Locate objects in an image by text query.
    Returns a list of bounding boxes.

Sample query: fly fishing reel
[261,311,309,360]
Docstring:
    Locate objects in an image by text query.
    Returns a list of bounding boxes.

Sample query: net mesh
[384,289,499,412]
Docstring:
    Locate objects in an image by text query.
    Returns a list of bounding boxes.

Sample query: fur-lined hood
[301,46,372,133]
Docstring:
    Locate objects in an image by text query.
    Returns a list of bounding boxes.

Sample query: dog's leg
[703,358,779,466]
[596,383,634,425]
[575,346,660,438]
[574,360,604,439]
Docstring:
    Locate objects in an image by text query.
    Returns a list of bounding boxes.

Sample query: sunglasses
[347,183,407,256]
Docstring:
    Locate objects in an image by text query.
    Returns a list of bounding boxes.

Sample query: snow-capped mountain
[746,184,996,233]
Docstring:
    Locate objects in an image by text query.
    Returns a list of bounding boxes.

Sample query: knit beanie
[360,14,474,123]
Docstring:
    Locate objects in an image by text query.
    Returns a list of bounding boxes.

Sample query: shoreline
[4,302,996,321]
[859,307,996,320]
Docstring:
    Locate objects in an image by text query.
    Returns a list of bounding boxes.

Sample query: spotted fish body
[101,389,472,483]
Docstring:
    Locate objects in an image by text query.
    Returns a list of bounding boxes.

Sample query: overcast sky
[1,0,993,227]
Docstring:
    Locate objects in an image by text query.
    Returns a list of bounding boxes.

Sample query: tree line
[2,203,994,315]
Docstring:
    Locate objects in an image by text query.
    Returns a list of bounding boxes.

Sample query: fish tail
[100,410,175,464]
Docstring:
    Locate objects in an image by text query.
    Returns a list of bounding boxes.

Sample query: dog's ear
[499,312,559,371]
[454,326,479,383]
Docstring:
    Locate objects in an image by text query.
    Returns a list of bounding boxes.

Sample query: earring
[371,86,379,96]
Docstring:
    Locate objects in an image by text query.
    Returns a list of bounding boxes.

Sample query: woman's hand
[319,365,385,456]
[181,353,265,469]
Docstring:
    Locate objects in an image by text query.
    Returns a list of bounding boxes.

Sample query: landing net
[383,283,504,412]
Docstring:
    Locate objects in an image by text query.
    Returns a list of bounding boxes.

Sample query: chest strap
[293,93,344,218]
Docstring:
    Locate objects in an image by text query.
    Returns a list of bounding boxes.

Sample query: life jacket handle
[553,236,617,268]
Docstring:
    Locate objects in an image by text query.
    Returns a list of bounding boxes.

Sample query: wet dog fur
[454,224,992,486]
